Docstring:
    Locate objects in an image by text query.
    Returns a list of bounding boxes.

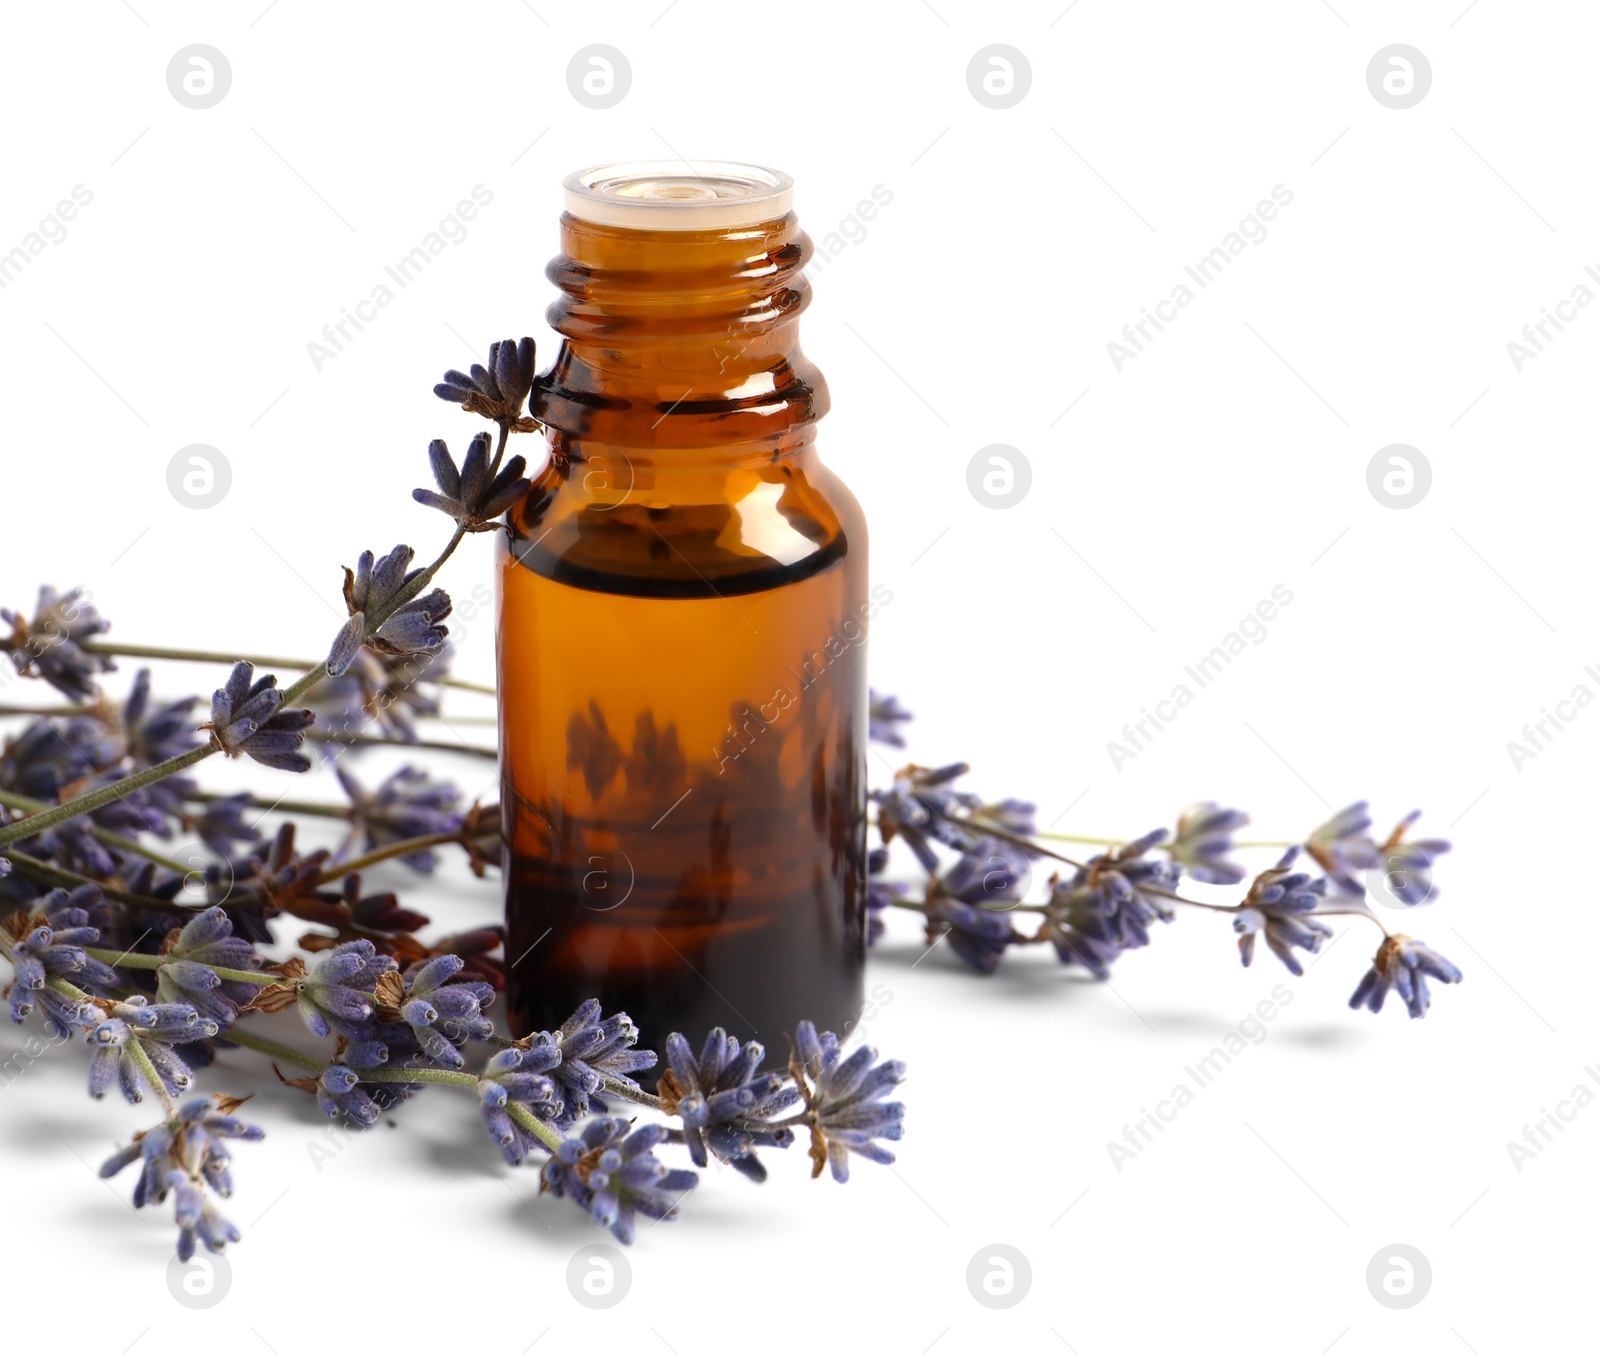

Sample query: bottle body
[497,168,869,1053]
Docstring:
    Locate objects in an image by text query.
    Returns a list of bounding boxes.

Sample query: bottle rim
[562,160,794,231]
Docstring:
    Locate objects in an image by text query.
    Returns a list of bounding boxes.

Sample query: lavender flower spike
[1305,801,1379,894]
[413,432,531,532]
[537,999,658,1127]
[1370,810,1452,907]
[335,764,463,873]
[101,1095,263,1262]
[155,905,266,1028]
[1349,935,1463,1018]
[867,689,913,747]
[477,1043,563,1163]
[327,544,452,677]
[542,1118,698,1245]
[1233,848,1332,976]
[1,584,114,699]
[658,1027,797,1181]
[925,838,1028,974]
[87,997,218,1103]
[1170,802,1251,885]
[790,1020,906,1182]
[200,662,315,773]
[296,939,398,1038]
[434,336,539,427]
[395,953,494,1068]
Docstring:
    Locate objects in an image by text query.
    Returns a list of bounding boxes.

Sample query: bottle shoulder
[504,445,865,599]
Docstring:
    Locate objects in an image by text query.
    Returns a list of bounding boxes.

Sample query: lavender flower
[6,974,96,1035]
[394,953,494,1068]
[1,715,120,801]
[1370,811,1452,906]
[873,762,983,871]
[541,1118,698,1245]
[790,1020,906,1182]
[1170,802,1250,885]
[413,432,531,532]
[335,764,462,872]
[313,643,453,742]
[155,906,265,1028]
[122,668,202,766]
[1349,935,1463,1018]
[100,1095,263,1261]
[434,337,539,428]
[867,689,913,747]
[1,585,114,699]
[327,545,452,677]
[4,891,115,1033]
[87,997,218,1103]
[658,1028,797,1181]
[295,939,397,1038]
[536,999,658,1127]
[1305,801,1379,894]
[201,662,315,773]
[924,838,1028,974]
[477,1043,563,1163]
[231,822,330,917]
[1233,848,1332,976]
[5,891,120,995]
[1044,829,1178,977]
[316,1064,381,1126]
[973,798,1039,837]
[192,793,262,859]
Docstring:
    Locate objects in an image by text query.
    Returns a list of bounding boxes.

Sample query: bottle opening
[563,160,794,231]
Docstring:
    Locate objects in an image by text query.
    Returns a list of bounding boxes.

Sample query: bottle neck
[532,212,829,457]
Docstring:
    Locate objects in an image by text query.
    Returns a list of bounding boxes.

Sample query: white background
[1,2,1594,1352]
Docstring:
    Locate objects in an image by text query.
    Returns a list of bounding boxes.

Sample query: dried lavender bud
[327,545,451,677]
[541,1117,698,1245]
[200,662,314,773]
[412,432,531,532]
[791,1020,906,1183]
[658,1027,797,1181]
[335,764,462,872]
[1170,801,1250,885]
[1349,935,1462,1018]
[1,585,114,699]
[101,1095,263,1262]
[434,336,538,428]
[1233,848,1331,976]
[867,689,913,747]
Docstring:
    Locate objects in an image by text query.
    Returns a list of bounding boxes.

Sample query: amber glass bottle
[497,162,872,1055]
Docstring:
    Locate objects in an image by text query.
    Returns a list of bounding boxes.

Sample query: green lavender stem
[308,730,499,759]
[0,789,193,874]
[0,746,212,850]
[185,789,352,820]
[83,949,281,986]
[123,1028,178,1115]
[318,831,472,882]
[505,1102,564,1152]
[79,639,496,697]
[598,1072,663,1111]
[222,1025,326,1072]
